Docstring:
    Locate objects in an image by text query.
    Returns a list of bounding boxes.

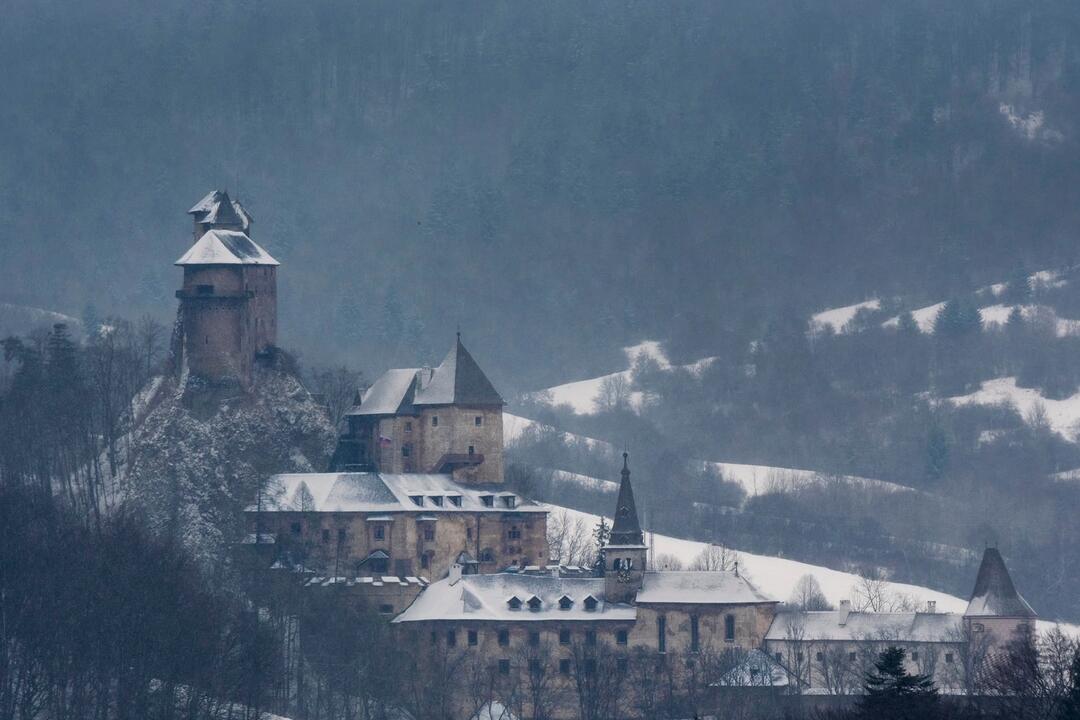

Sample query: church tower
[604,453,648,604]
[174,190,278,387]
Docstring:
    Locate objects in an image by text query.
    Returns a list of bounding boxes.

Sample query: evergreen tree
[593,517,610,571]
[1005,263,1033,304]
[858,647,938,719]
[1061,649,1080,720]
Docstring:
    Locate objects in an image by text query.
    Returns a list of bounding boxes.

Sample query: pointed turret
[964,548,1036,619]
[414,334,504,407]
[604,453,648,603]
[610,452,644,547]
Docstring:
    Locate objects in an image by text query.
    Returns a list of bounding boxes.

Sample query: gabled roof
[393,574,636,623]
[765,609,962,643]
[608,453,644,546]
[176,230,278,266]
[188,189,252,231]
[636,571,776,605]
[413,336,503,407]
[349,368,420,416]
[249,472,545,514]
[964,548,1037,619]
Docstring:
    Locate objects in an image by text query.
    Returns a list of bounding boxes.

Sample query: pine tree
[858,647,938,719]
[593,518,610,571]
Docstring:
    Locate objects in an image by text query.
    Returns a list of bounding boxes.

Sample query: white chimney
[449,562,462,585]
[926,600,937,614]
[838,599,852,626]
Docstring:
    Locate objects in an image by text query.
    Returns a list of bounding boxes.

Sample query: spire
[609,452,644,546]
[964,548,1036,618]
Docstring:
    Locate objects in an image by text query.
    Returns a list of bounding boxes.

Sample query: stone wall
[252,508,548,580]
[631,603,776,655]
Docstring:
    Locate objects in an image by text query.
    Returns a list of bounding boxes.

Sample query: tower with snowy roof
[963,547,1037,650]
[174,190,278,387]
[604,453,649,603]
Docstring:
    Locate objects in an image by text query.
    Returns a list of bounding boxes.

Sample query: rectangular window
[378,604,393,615]
[321,529,330,544]
[945,653,954,664]
[498,659,510,675]
[424,527,435,541]
[616,629,628,646]
[775,652,782,663]
[468,445,475,455]
[658,616,666,653]
[410,495,423,507]
[529,631,540,647]
[449,495,462,507]
[290,522,302,535]
[911,651,919,662]
[508,527,521,539]
[559,659,571,675]
[468,630,478,647]
[690,616,700,653]
[475,416,483,426]
[481,495,495,507]
[498,629,510,647]
[467,527,473,539]
[559,629,571,645]
[815,652,823,662]
[420,554,429,569]
[446,630,456,647]
[724,614,736,642]
[849,652,857,662]
[430,631,437,645]
[401,444,411,458]
[404,421,412,433]
[432,416,439,427]
[337,528,346,543]
[373,526,385,540]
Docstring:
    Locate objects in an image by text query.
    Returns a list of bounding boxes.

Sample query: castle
[173,190,278,387]
[169,192,1039,716]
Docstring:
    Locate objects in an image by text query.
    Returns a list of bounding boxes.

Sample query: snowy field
[948,376,1080,441]
[810,298,881,333]
[549,503,1077,636]
[524,340,714,415]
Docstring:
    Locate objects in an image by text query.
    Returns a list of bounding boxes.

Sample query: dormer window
[448,495,462,507]
[583,596,598,612]
[409,495,423,507]
[559,596,574,610]
[429,496,443,507]
[507,596,522,611]
[481,495,495,508]
[527,596,542,611]
[502,495,517,509]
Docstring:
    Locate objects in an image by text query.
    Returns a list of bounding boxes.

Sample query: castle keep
[174,190,278,387]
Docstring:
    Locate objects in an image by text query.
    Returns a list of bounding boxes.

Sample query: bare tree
[547,510,597,568]
[308,365,365,428]
[593,373,633,413]
[849,569,915,612]
[689,543,741,572]
[789,574,831,610]
[136,314,166,378]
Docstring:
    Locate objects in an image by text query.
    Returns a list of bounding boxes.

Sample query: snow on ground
[550,469,617,493]
[507,414,918,497]
[948,376,1080,441]
[525,340,716,415]
[810,299,881,333]
[705,461,918,497]
[550,504,966,611]
[977,304,1080,336]
[550,503,1079,635]
[882,302,946,332]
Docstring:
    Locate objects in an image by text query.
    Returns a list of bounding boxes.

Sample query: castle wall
[415,406,503,482]
[251,508,547,580]
[241,265,277,352]
[631,603,775,655]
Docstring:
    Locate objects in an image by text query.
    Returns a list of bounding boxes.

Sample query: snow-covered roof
[188,189,252,231]
[349,368,420,416]
[764,610,963,643]
[250,472,545,514]
[964,548,1037,619]
[393,573,636,623]
[176,230,278,266]
[635,571,776,605]
[349,337,502,416]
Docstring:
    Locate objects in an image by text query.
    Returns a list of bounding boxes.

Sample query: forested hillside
[4,1,1080,389]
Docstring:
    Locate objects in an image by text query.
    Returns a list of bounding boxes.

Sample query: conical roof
[609,453,644,546]
[413,336,503,406]
[964,548,1036,618]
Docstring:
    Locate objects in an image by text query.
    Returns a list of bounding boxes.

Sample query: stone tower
[174,191,278,387]
[963,547,1037,652]
[604,453,648,603]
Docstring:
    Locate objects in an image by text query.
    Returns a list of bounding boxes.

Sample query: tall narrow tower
[604,453,648,603]
[174,191,278,387]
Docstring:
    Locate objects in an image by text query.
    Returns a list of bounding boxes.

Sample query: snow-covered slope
[948,377,1080,441]
[508,413,920,498]
[810,299,881,333]
[524,340,714,415]
[0,302,82,337]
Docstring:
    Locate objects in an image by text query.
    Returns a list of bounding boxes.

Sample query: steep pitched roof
[608,453,644,546]
[188,190,252,231]
[964,548,1037,618]
[637,571,776,605]
[175,230,279,266]
[765,610,962,643]
[349,368,419,416]
[412,336,503,406]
